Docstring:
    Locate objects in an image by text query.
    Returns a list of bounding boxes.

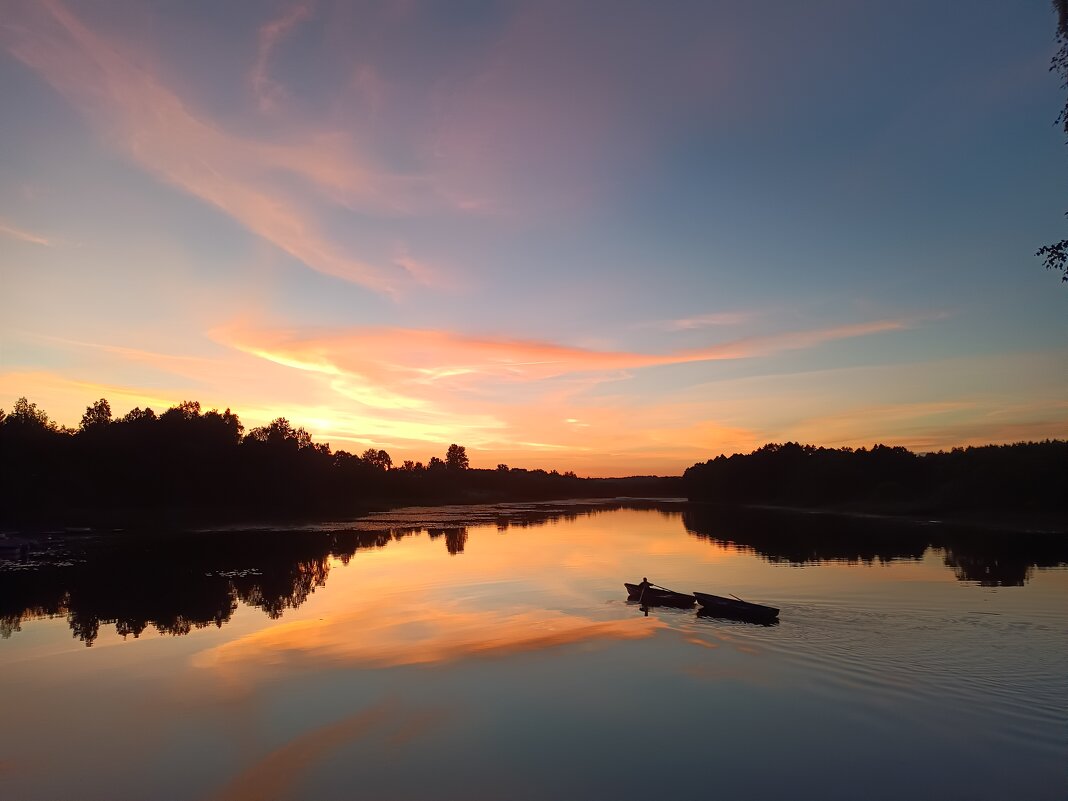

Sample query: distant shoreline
[0,489,686,534]
[3,495,1063,540]
[725,502,1067,536]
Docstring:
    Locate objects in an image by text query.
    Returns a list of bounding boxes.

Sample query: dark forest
[0,397,677,525]
[683,440,1067,525]
[3,396,1065,529]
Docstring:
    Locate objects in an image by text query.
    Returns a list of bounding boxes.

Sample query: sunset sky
[2,0,1066,475]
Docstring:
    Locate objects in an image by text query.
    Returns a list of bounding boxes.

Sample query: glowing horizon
[2,1,1066,476]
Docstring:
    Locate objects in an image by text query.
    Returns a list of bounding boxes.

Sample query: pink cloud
[428,2,738,217]
[0,219,51,246]
[350,63,386,116]
[2,0,440,293]
[661,311,755,330]
[218,317,912,390]
[251,3,313,113]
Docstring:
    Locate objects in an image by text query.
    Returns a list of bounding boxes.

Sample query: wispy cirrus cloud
[251,3,313,112]
[1,0,440,294]
[217,317,913,393]
[659,311,755,330]
[0,219,51,246]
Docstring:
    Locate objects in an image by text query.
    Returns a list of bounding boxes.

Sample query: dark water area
[1,500,1065,800]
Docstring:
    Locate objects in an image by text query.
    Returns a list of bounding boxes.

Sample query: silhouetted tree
[1054,0,1068,137]
[246,418,311,449]
[204,408,244,443]
[684,441,1067,516]
[361,448,392,470]
[0,395,680,523]
[5,397,55,431]
[79,398,112,431]
[161,400,201,422]
[1037,0,1068,282]
[121,407,156,423]
[446,443,469,471]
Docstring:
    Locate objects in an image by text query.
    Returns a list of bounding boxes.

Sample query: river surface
[1,500,1065,801]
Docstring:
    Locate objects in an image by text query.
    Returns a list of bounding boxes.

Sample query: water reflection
[201,698,452,801]
[696,606,779,626]
[194,602,663,676]
[681,504,1068,586]
[1,503,1065,801]
[427,527,469,555]
[0,501,675,645]
[1,500,1065,646]
[1,530,358,645]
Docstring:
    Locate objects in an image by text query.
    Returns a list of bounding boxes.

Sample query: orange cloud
[199,318,913,467]
[25,315,1050,476]
[218,318,912,390]
[0,370,184,420]
[788,399,1068,452]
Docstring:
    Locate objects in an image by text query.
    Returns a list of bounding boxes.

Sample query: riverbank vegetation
[3,396,1064,529]
[683,441,1067,527]
[0,397,678,526]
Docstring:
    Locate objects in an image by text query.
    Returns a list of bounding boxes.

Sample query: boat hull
[693,591,779,622]
[624,583,696,608]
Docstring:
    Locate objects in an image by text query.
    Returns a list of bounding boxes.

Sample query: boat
[692,591,779,622]
[624,582,696,608]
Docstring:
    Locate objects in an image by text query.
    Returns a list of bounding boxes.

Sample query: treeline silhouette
[683,441,1067,524]
[0,397,680,525]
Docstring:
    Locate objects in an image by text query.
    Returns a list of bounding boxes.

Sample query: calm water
[1,501,1065,801]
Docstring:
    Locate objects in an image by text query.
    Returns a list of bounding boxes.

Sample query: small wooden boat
[693,591,779,622]
[624,582,696,608]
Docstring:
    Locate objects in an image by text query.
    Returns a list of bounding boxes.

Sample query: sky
[1,0,1066,476]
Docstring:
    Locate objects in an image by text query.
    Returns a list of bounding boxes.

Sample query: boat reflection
[695,606,780,626]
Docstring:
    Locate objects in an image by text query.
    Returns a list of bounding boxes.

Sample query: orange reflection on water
[194,599,665,677]
[202,697,449,801]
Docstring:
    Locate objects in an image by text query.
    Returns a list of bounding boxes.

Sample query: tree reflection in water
[0,502,658,645]
[0,528,412,645]
[427,527,469,555]
[681,504,1068,587]
[1,501,1064,645]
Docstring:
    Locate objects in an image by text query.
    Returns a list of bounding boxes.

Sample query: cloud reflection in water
[194,600,665,677]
